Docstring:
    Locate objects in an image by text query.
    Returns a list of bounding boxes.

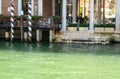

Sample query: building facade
[0,0,119,32]
[0,0,53,16]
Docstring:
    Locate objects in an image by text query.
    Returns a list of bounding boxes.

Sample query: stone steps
[61,31,109,44]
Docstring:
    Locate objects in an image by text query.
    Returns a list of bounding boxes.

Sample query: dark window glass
[22,0,28,15]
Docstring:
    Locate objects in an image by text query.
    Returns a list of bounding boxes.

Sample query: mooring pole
[21,10,24,41]
[77,20,80,31]
[28,0,32,42]
[10,0,14,42]
[36,29,40,42]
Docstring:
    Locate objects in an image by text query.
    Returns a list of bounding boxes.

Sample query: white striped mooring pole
[28,0,32,42]
[10,0,14,41]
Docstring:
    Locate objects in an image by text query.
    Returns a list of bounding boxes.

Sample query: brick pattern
[43,0,52,16]
[1,0,53,16]
[2,0,18,16]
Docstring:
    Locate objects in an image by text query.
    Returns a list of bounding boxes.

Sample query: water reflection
[0,41,120,55]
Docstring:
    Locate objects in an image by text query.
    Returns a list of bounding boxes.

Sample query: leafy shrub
[67,23,89,27]
[68,23,115,28]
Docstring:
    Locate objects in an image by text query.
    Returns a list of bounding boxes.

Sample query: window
[22,0,28,15]
[55,0,62,16]
[77,0,90,23]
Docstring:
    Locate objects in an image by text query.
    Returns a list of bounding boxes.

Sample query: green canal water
[0,41,120,79]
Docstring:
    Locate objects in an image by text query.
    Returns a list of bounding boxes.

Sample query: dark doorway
[42,31,49,42]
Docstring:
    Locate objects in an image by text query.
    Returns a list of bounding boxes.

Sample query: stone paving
[55,27,120,44]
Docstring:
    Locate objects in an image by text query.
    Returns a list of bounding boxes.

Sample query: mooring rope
[28,1,32,41]
[10,0,14,41]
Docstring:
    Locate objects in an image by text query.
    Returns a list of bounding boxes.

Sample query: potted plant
[53,16,61,24]
[53,16,62,30]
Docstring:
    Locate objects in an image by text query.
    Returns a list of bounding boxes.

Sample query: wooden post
[10,0,14,41]
[39,30,42,42]
[24,32,28,41]
[28,1,32,42]
[21,13,24,41]
[49,30,53,42]
[5,32,9,40]
[77,20,80,31]
[36,29,40,42]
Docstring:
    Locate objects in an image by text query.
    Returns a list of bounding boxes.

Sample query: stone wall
[43,0,52,16]
[55,27,120,44]
[2,0,18,16]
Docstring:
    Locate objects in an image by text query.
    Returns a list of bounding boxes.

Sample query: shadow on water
[0,40,120,55]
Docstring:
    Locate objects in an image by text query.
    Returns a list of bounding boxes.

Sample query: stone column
[89,0,94,32]
[38,0,43,16]
[62,0,67,31]
[97,0,101,25]
[18,0,22,16]
[31,0,34,15]
[115,0,120,32]
[72,0,76,23]
[0,0,2,14]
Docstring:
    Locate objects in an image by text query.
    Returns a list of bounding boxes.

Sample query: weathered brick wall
[43,0,52,16]
[2,0,18,16]
[1,0,53,16]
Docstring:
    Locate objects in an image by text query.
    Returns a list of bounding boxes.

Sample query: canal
[0,41,120,79]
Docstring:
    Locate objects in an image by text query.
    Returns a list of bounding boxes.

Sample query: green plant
[67,23,77,27]
[54,16,61,20]
[32,16,42,19]
[0,16,10,19]
[67,23,115,28]
[67,23,89,27]
[15,16,21,19]
[0,14,3,17]
[95,24,115,28]
[15,16,27,20]
[53,16,62,24]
